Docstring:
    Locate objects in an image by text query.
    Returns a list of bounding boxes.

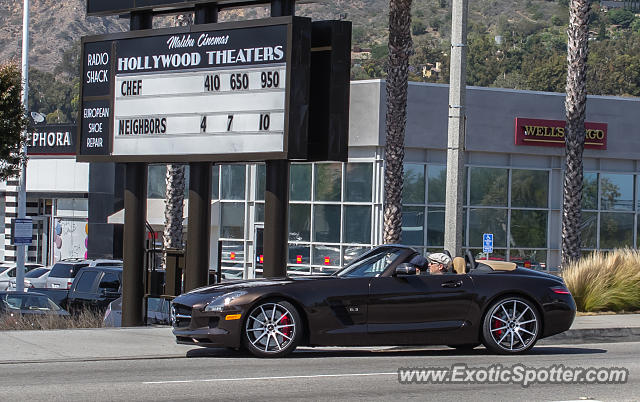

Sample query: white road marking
[143,372,397,384]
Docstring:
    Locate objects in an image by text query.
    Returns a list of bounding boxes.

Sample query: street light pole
[444,0,468,258]
[16,0,30,293]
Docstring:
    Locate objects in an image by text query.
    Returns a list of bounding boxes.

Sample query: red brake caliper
[280,313,292,338]
[493,314,503,337]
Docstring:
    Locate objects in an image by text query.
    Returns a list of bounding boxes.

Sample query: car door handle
[441,280,463,288]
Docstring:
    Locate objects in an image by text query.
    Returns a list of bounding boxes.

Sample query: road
[1,341,637,401]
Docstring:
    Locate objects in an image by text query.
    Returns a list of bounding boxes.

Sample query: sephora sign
[77,17,311,163]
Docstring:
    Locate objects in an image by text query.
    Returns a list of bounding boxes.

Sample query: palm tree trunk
[383,0,412,244]
[562,0,589,266]
[162,13,193,268]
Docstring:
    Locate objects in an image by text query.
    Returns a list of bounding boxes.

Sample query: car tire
[447,343,481,350]
[243,300,301,358]
[481,296,541,355]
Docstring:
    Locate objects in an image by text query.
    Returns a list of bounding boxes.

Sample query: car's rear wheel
[481,296,540,354]
[243,300,301,358]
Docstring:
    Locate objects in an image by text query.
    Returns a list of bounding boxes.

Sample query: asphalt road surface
[2,341,638,401]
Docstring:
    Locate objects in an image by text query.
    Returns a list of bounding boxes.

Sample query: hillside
[2,0,640,123]
[0,0,569,70]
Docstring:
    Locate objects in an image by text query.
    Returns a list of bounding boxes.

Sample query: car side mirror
[395,263,417,276]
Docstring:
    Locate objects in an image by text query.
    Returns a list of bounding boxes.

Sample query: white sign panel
[78,17,311,162]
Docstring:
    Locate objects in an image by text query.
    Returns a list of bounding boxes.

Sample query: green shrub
[562,249,640,312]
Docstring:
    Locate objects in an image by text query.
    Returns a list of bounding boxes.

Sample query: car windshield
[25,268,49,278]
[2,294,61,311]
[335,247,406,278]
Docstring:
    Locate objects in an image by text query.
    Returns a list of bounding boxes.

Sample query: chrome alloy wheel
[487,299,539,353]
[245,302,296,354]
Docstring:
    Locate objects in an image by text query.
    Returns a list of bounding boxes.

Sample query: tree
[562,0,589,266]
[0,63,27,179]
[383,0,412,244]
[162,14,192,268]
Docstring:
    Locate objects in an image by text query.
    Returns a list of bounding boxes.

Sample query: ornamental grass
[0,309,104,331]
[562,248,640,312]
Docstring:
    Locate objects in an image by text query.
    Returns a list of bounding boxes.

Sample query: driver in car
[427,253,452,275]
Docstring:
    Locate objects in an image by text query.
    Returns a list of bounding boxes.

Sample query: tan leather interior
[452,257,466,274]
[476,260,517,271]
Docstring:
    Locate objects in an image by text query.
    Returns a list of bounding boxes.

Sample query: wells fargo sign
[515,118,607,150]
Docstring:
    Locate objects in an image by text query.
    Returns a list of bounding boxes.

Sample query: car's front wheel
[243,300,301,358]
[481,296,541,354]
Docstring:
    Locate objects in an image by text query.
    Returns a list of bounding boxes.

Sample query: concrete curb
[540,327,640,345]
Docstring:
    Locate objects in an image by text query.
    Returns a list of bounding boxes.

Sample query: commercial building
[3,80,639,278]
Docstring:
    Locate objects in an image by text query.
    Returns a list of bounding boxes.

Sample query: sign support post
[185,5,217,291]
[263,0,294,279]
[122,11,152,327]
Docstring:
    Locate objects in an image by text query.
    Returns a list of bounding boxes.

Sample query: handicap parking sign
[482,233,493,253]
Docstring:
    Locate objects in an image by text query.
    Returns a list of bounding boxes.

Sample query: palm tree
[162,14,192,268]
[383,0,412,244]
[562,0,589,266]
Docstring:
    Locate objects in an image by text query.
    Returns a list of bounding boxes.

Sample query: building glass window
[345,163,373,202]
[313,204,341,243]
[427,165,446,205]
[403,164,425,204]
[256,164,265,201]
[221,202,245,238]
[468,208,507,248]
[290,163,311,201]
[582,172,598,210]
[600,212,634,249]
[288,244,310,273]
[254,203,264,223]
[581,211,597,249]
[600,173,634,211]
[510,210,547,248]
[148,164,166,199]
[314,163,342,202]
[289,204,311,242]
[509,249,547,270]
[312,244,340,270]
[221,165,246,200]
[427,207,445,247]
[469,167,508,206]
[344,205,371,244]
[401,206,424,246]
[511,169,548,208]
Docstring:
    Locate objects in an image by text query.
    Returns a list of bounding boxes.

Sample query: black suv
[67,266,122,313]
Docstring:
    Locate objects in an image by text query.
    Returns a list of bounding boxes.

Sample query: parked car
[103,296,171,327]
[7,267,51,291]
[46,259,123,290]
[171,245,576,357]
[0,264,44,290]
[66,266,122,313]
[0,291,69,318]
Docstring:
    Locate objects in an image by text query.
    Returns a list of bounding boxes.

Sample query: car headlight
[204,290,248,312]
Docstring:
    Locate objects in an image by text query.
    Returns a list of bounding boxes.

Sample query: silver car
[8,267,51,291]
[0,264,45,291]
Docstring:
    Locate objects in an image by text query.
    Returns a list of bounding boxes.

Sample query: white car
[7,267,51,291]
[0,264,45,291]
[46,259,122,289]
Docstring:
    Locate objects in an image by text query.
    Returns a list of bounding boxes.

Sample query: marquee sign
[77,17,311,163]
[514,118,607,150]
[27,124,77,155]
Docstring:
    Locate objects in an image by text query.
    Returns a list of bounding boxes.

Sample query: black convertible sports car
[171,245,576,357]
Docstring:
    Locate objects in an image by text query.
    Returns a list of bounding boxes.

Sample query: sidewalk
[0,314,639,364]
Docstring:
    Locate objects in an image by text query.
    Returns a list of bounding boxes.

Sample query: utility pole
[16,0,30,293]
[444,0,468,258]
